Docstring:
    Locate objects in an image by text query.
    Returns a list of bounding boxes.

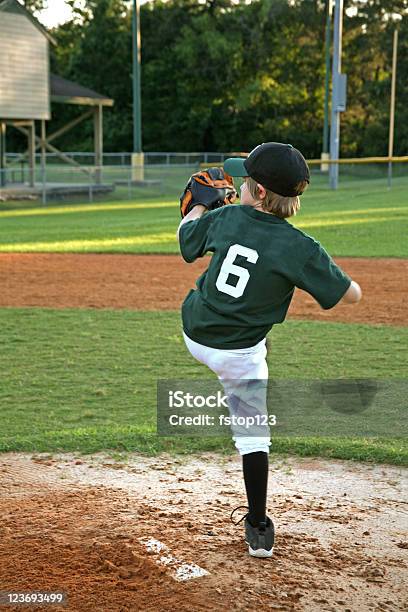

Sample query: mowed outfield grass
[0,175,407,257]
[0,309,406,465]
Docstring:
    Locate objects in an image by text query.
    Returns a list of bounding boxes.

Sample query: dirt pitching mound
[1,452,407,611]
[0,254,407,326]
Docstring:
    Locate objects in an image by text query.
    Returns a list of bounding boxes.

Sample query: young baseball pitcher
[177,143,362,558]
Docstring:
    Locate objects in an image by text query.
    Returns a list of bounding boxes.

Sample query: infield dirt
[0,254,407,326]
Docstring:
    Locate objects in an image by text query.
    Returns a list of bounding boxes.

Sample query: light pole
[132,0,143,181]
[388,15,402,188]
[329,0,346,190]
[321,0,333,172]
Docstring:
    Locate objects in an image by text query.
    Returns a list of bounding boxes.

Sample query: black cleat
[231,506,275,558]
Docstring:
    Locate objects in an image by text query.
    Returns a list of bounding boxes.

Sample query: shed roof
[50,74,114,107]
[0,0,57,45]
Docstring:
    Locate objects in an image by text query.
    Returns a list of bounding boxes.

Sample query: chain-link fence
[308,157,408,189]
[0,163,200,204]
[0,154,407,205]
[4,151,229,168]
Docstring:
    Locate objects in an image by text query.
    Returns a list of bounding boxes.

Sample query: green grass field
[0,309,406,464]
[0,175,407,464]
[0,173,407,257]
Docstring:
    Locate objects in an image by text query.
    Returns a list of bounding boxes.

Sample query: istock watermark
[168,390,229,409]
[158,379,272,437]
[156,378,408,438]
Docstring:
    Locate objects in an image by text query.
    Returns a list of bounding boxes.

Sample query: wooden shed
[0,0,114,188]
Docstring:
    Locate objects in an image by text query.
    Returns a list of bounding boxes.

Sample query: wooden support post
[41,120,46,204]
[44,141,91,176]
[28,121,36,187]
[94,104,103,184]
[14,125,91,177]
[10,110,94,167]
[0,122,6,187]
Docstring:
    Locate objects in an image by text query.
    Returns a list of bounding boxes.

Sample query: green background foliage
[10,0,408,156]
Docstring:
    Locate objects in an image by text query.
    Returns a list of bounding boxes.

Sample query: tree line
[19,0,408,157]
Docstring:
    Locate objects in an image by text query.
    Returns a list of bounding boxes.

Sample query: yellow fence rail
[307,156,408,165]
[201,155,408,169]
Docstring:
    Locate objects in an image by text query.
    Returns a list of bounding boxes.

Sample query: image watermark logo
[156,378,407,439]
[168,390,229,409]
[157,379,272,438]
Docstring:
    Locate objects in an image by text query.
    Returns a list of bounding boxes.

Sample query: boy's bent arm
[176,205,207,241]
[339,280,362,305]
[292,242,362,310]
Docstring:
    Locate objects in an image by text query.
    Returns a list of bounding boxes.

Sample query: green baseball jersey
[179,204,351,349]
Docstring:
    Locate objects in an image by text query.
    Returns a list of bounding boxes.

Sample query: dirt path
[0,254,407,326]
[0,452,407,611]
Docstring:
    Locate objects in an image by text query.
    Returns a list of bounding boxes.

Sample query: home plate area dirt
[0,453,407,611]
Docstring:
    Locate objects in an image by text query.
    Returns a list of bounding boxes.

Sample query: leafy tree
[10,0,408,157]
[20,0,46,11]
[342,0,408,156]
[50,0,132,151]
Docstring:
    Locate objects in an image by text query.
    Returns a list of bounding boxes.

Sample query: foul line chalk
[139,537,209,581]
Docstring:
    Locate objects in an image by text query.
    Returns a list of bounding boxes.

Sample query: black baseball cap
[224,142,310,197]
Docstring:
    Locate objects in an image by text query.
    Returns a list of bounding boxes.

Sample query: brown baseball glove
[180,167,237,218]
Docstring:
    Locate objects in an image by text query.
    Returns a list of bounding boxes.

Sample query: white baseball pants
[182,331,271,455]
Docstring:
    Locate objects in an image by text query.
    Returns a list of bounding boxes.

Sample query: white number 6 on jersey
[216,244,259,298]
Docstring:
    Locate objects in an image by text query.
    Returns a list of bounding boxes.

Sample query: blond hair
[246,177,308,219]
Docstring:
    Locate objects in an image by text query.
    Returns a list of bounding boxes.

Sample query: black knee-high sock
[242,451,268,527]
